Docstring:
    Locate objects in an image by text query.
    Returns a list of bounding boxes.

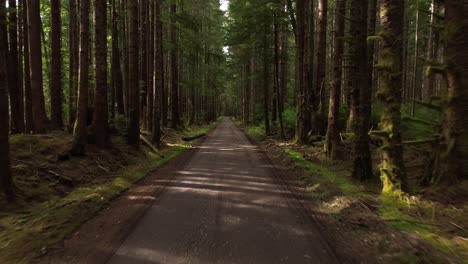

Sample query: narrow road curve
[108,118,338,264]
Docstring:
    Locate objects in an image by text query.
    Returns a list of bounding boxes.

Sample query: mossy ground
[239,109,467,263]
[0,123,217,264]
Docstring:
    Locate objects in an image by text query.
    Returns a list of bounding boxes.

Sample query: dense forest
[0,0,467,262]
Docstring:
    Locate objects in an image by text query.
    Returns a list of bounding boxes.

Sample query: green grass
[0,124,216,264]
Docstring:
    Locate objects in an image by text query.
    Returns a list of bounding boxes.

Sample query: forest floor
[0,122,217,264]
[239,120,468,263]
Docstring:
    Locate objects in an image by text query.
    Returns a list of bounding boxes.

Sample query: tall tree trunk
[27,0,47,134]
[72,0,90,155]
[314,0,328,135]
[17,0,24,131]
[411,0,420,117]
[50,0,62,129]
[68,0,78,130]
[325,0,346,159]
[8,0,24,134]
[152,0,163,147]
[262,22,270,135]
[112,0,125,116]
[377,0,407,193]
[147,0,154,131]
[170,3,179,129]
[91,0,109,148]
[250,54,256,125]
[127,0,140,145]
[367,0,377,94]
[23,0,32,133]
[139,0,148,130]
[295,0,311,144]
[274,13,285,139]
[431,0,468,184]
[424,0,439,100]
[350,0,373,181]
[0,0,13,199]
[279,19,288,117]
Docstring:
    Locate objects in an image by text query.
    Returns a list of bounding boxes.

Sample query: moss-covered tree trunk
[377,0,407,193]
[325,0,346,159]
[432,0,468,184]
[350,0,373,181]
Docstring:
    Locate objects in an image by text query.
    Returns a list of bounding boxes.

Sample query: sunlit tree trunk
[377,0,407,193]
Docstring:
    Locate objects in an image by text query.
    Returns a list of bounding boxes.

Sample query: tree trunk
[23,0,32,133]
[274,14,285,139]
[423,0,439,100]
[295,0,311,144]
[262,21,270,135]
[8,0,24,134]
[325,0,346,159]
[27,0,47,134]
[127,0,140,146]
[170,3,179,129]
[431,0,468,184]
[367,0,377,94]
[152,0,163,147]
[350,0,373,181]
[112,0,125,116]
[50,0,62,129]
[411,0,420,117]
[139,0,148,130]
[91,0,109,148]
[314,0,328,135]
[250,55,256,125]
[71,0,90,155]
[0,0,13,199]
[68,0,78,130]
[377,0,407,193]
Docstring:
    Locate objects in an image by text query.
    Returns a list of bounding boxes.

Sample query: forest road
[106,118,339,264]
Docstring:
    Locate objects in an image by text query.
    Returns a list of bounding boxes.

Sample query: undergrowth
[0,124,217,264]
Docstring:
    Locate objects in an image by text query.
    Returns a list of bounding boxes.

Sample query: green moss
[380,194,466,260]
[244,125,266,141]
[284,148,362,198]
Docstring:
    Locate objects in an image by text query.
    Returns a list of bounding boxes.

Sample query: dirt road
[106,118,338,263]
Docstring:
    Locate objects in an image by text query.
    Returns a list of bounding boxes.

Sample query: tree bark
[91,0,109,148]
[377,0,407,193]
[68,0,79,130]
[152,0,163,147]
[111,0,125,116]
[314,0,328,135]
[8,0,24,134]
[23,0,32,133]
[50,0,62,128]
[127,0,140,145]
[27,0,47,134]
[0,0,13,199]
[325,0,346,159]
[72,0,90,155]
[431,0,468,184]
[170,3,179,129]
[350,0,373,181]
